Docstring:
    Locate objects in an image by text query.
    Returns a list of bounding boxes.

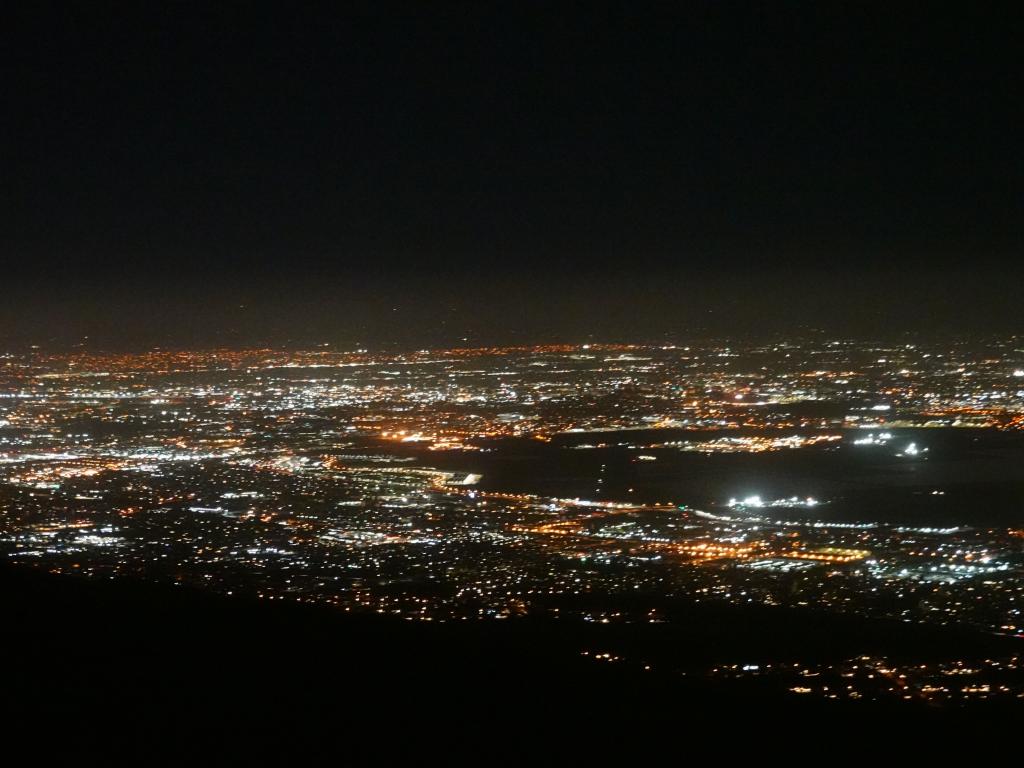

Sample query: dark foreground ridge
[2,564,1021,755]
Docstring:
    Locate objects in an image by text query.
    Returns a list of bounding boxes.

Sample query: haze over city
[5,3,1023,347]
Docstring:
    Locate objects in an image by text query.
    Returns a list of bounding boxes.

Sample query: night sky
[4,3,1022,347]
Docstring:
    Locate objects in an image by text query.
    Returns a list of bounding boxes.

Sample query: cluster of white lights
[852,432,893,446]
[897,442,928,457]
[727,495,819,509]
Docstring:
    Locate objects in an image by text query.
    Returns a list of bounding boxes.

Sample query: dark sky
[4,2,1022,347]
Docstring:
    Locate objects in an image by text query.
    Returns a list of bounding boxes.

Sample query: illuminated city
[2,340,1024,711]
